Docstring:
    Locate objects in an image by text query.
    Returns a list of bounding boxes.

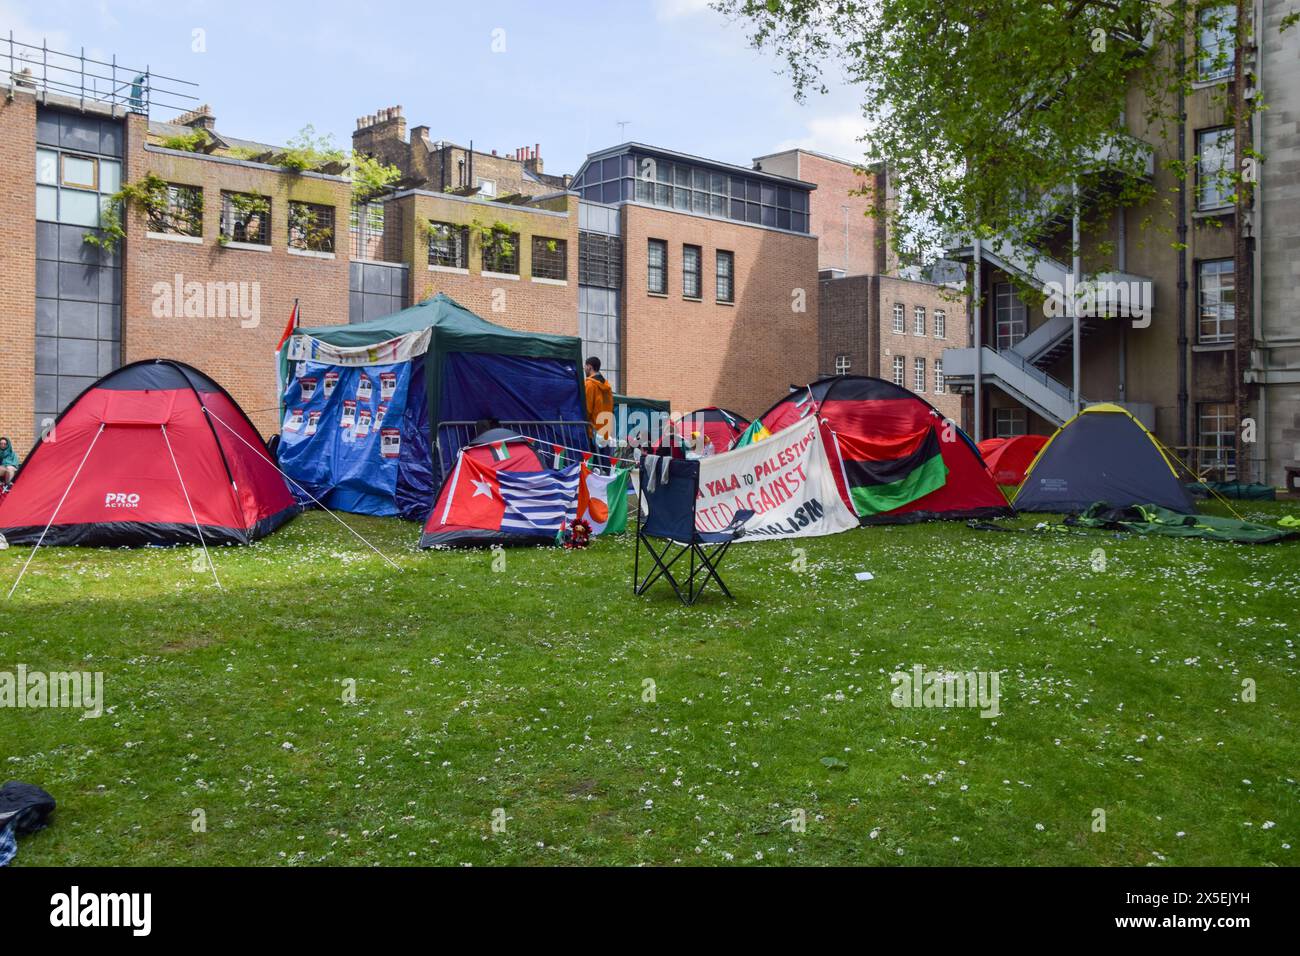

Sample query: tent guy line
[6,423,105,601]
[160,423,222,591]
[201,405,403,571]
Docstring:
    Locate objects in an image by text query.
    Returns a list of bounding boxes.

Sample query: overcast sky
[3,0,869,175]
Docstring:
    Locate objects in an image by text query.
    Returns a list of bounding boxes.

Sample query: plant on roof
[350,151,401,203]
[158,127,210,153]
[274,124,347,173]
[83,172,180,253]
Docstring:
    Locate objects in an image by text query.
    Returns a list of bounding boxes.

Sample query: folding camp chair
[633,456,753,605]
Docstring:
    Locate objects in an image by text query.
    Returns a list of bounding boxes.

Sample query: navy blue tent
[276,294,589,519]
[1014,403,1195,513]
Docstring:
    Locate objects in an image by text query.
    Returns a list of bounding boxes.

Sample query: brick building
[571,143,821,416]
[757,148,968,420]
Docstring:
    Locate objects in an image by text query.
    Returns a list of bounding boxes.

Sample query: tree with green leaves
[714,0,1260,274]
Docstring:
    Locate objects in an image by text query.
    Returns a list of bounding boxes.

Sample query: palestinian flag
[833,424,948,516]
[490,441,512,462]
[577,465,629,534]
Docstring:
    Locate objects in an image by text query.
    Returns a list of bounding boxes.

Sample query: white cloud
[772,112,874,164]
[655,0,715,21]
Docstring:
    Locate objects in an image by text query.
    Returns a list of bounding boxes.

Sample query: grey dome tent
[1014,403,1195,513]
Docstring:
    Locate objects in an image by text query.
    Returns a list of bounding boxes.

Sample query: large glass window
[994,407,1027,437]
[220,191,270,245]
[913,357,926,393]
[995,282,1027,349]
[35,147,120,229]
[483,228,520,275]
[429,221,468,269]
[934,359,945,394]
[892,355,905,387]
[892,303,905,333]
[149,183,203,237]
[716,250,734,303]
[647,239,667,294]
[1198,5,1236,82]
[1198,259,1235,344]
[580,151,812,232]
[934,309,946,339]
[1198,402,1236,479]
[913,306,927,336]
[682,244,701,298]
[1197,128,1235,210]
[288,201,335,253]
[531,236,568,281]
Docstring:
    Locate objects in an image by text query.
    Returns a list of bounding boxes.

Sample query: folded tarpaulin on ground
[0,781,56,866]
[1185,481,1276,501]
[1067,503,1299,544]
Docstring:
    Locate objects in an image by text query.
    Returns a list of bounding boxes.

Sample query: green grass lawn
[2,500,1297,866]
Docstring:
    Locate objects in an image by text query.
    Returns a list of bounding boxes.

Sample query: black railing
[435,420,593,481]
[1,33,198,116]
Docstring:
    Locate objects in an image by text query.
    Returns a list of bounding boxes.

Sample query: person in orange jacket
[584,356,614,442]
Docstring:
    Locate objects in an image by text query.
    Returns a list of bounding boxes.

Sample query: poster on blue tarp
[279,359,412,516]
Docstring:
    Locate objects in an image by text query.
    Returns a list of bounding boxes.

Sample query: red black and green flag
[833,424,948,516]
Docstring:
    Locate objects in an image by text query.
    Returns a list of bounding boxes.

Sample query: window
[934,359,945,394]
[994,407,1027,438]
[716,250,734,303]
[220,191,270,245]
[1197,127,1235,210]
[351,201,386,260]
[476,178,496,197]
[1198,259,1235,344]
[892,355,905,387]
[934,309,946,339]
[428,221,469,269]
[892,303,905,333]
[61,154,98,190]
[682,244,701,298]
[647,239,667,294]
[995,282,1028,349]
[1198,402,1237,479]
[914,306,926,336]
[914,357,926,392]
[36,147,119,229]
[288,201,335,253]
[483,227,520,275]
[1198,5,1236,82]
[531,236,568,280]
[835,354,852,376]
[149,183,203,238]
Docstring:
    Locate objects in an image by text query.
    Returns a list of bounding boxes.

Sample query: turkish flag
[434,454,505,530]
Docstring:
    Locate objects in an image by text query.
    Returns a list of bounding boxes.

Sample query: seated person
[0,436,18,485]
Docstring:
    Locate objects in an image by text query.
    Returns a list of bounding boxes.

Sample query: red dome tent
[978,434,1049,487]
[656,407,750,455]
[0,360,297,548]
[747,376,1011,523]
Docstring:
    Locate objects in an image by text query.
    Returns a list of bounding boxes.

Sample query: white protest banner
[694,417,859,541]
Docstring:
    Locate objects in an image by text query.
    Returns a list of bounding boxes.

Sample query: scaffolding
[2,32,198,117]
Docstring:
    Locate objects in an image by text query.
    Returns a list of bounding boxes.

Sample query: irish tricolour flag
[577,464,629,535]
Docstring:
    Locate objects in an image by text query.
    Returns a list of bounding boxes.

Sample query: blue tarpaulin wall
[279,358,417,517]
[436,352,590,467]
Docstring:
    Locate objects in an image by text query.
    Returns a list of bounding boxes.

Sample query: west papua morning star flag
[694,416,859,541]
[421,455,581,547]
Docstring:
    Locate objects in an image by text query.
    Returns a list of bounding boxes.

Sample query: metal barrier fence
[435,421,594,482]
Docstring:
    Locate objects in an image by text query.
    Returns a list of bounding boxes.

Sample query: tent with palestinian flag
[741,376,1011,524]
[655,407,750,455]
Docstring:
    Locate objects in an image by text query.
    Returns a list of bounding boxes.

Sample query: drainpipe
[1118,204,1127,402]
[1250,0,1266,482]
[1176,6,1190,451]
[1072,180,1081,414]
[973,236,983,440]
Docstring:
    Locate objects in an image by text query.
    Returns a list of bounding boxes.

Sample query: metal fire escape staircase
[942,135,1155,425]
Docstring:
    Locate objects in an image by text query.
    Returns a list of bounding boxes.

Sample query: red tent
[0,360,297,547]
[978,435,1049,486]
[656,407,750,455]
[748,376,1011,523]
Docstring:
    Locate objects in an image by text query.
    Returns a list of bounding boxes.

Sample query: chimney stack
[352,105,407,148]
[175,104,216,131]
[523,143,543,176]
